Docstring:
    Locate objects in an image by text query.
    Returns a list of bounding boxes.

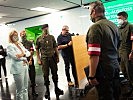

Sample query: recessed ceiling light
[30,7,59,13]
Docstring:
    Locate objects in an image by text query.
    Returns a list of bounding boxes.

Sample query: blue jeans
[13,65,29,100]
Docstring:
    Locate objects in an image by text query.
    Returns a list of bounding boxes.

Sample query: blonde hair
[9,30,18,43]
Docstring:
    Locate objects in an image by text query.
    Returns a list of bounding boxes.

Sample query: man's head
[88,1,105,23]
[62,25,69,35]
[20,30,26,38]
[117,11,128,25]
[41,24,49,35]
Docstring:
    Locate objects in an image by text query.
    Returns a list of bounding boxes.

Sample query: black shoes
[45,90,50,100]
[44,87,63,100]
[55,88,64,100]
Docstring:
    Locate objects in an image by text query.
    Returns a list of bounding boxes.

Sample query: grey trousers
[13,65,29,100]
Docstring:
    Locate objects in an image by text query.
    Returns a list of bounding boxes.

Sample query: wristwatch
[88,76,95,80]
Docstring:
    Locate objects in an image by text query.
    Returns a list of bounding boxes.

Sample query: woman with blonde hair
[7,30,30,100]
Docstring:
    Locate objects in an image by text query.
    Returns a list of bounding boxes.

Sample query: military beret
[41,24,49,29]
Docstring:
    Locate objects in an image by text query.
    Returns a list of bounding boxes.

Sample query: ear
[92,9,96,14]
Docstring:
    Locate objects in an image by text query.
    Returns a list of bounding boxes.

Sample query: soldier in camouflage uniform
[36,24,63,100]
[117,11,133,94]
[86,1,120,100]
[20,30,38,96]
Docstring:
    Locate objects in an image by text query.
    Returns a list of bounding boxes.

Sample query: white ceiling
[0,0,90,24]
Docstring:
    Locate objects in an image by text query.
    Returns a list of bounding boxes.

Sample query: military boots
[45,85,50,100]
[55,87,64,100]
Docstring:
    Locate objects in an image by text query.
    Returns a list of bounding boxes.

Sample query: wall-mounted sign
[25,25,42,42]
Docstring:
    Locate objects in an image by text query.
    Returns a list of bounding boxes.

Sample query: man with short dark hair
[117,11,133,94]
[86,1,120,100]
[36,24,63,100]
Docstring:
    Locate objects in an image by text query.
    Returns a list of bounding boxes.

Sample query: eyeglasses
[62,29,69,31]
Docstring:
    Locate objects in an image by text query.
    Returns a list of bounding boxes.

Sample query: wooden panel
[72,35,89,85]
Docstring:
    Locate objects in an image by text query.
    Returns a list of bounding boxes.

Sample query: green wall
[104,0,133,24]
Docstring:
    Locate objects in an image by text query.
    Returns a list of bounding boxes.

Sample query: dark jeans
[0,58,7,78]
[28,58,36,86]
[62,56,78,84]
[41,56,58,85]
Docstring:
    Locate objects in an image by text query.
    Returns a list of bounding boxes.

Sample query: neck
[95,16,105,22]
[43,33,48,37]
[14,41,19,45]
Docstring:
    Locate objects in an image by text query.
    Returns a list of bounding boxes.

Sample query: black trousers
[62,56,78,84]
[0,58,7,78]
[95,61,120,100]
[41,56,58,86]
[28,58,36,86]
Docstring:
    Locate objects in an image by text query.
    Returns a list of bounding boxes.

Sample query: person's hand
[56,57,59,63]
[38,60,42,65]
[16,53,24,59]
[88,78,99,86]
[68,41,72,46]
[29,60,32,65]
[129,53,133,61]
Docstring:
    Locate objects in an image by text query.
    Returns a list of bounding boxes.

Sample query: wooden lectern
[72,35,89,88]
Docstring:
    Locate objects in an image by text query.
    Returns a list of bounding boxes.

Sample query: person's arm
[28,43,34,60]
[89,56,99,77]
[36,46,41,63]
[24,48,30,57]
[87,25,101,85]
[58,44,69,50]
[57,35,69,50]
[54,47,59,63]
[35,37,42,64]
[58,41,72,50]
[29,49,34,60]
[7,44,26,61]
[129,25,133,60]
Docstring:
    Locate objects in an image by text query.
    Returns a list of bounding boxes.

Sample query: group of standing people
[6,23,77,100]
[3,1,133,100]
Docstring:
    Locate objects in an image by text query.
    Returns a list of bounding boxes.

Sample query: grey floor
[0,54,98,100]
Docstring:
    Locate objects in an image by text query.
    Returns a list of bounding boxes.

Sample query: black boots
[45,90,50,100]
[44,83,64,100]
[55,87,64,100]
[45,85,50,100]
[31,85,38,97]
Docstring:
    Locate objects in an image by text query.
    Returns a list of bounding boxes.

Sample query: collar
[42,34,48,38]
[119,22,128,29]
[95,16,106,22]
